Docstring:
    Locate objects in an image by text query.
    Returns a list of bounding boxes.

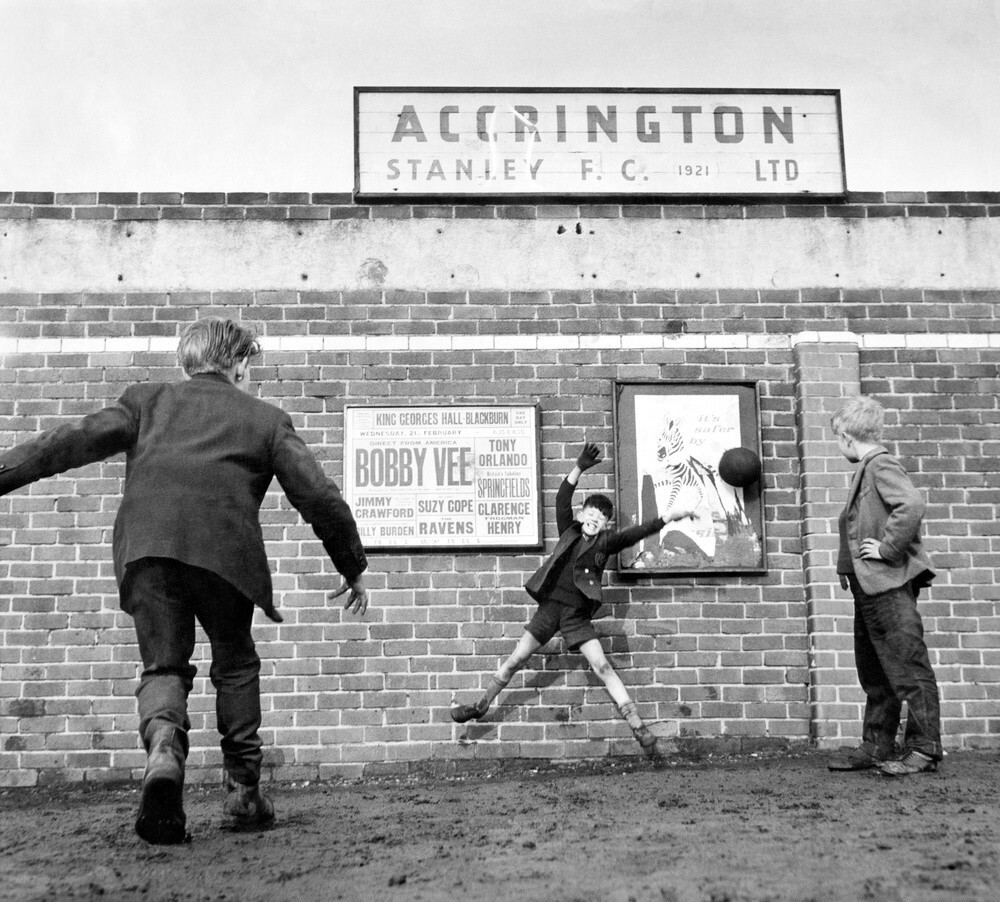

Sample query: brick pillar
[792,333,862,747]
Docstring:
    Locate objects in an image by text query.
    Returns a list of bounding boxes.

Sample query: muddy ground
[2,748,999,902]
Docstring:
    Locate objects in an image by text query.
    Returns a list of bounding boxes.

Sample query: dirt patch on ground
[2,748,999,902]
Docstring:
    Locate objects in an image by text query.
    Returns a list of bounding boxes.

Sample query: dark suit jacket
[837,447,934,595]
[0,373,367,620]
[525,477,665,616]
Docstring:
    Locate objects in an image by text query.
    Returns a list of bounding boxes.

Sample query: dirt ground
[2,747,999,902]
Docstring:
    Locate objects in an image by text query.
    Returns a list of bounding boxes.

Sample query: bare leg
[451,632,541,723]
[578,638,630,707]
[496,632,542,684]
[578,638,658,756]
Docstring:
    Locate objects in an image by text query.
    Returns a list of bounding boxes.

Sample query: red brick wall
[1,194,998,785]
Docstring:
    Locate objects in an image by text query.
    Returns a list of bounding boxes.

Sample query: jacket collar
[189,372,235,386]
[860,445,888,463]
[847,446,889,503]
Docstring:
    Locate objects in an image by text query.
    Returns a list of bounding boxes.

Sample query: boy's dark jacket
[837,447,935,596]
[0,374,367,621]
[525,477,666,615]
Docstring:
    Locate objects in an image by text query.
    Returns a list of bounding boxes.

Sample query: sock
[618,700,644,731]
[480,675,510,708]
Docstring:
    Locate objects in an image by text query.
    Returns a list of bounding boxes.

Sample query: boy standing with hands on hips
[451,442,697,755]
[827,396,942,776]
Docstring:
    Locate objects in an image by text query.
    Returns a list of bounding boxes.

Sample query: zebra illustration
[651,419,709,506]
[642,418,719,557]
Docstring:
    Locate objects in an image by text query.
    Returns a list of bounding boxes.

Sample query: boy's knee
[591,659,614,679]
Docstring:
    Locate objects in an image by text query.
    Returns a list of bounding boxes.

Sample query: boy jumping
[451,442,696,755]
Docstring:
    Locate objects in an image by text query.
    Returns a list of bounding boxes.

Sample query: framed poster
[613,382,766,575]
[343,404,542,551]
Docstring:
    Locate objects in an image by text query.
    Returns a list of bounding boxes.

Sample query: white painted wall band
[1,333,999,356]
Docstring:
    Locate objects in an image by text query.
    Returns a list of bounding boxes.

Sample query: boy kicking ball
[451,442,697,755]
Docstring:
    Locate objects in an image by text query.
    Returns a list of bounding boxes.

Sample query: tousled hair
[831,395,884,443]
[177,318,261,376]
[583,493,614,519]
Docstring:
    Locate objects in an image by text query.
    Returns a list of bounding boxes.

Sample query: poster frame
[612,380,767,577]
[342,402,544,553]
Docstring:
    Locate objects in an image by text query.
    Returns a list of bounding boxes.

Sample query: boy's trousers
[123,557,264,785]
[849,575,942,760]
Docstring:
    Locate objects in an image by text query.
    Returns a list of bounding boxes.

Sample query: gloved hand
[576,442,602,472]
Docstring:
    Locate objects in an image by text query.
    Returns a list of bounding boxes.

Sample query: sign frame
[342,403,544,553]
[612,380,767,577]
[354,86,847,201]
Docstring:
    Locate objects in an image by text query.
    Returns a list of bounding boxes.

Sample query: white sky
[1,0,998,193]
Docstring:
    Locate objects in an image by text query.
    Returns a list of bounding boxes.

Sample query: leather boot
[450,697,489,723]
[878,750,938,776]
[135,724,188,845]
[223,771,275,827]
[618,701,659,758]
[631,723,660,757]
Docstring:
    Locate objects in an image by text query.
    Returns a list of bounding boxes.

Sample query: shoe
[827,745,889,771]
[632,724,659,757]
[135,727,188,845]
[878,750,938,776]
[223,773,275,826]
[450,698,489,724]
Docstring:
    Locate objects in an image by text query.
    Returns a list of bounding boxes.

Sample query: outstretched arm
[556,442,602,533]
[0,393,139,496]
[605,486,699,554]
[271,413,369,613]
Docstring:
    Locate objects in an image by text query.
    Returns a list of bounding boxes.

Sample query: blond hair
[177,318,261,376]
[831,396,884,443]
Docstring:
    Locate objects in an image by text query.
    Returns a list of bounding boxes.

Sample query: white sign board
[343,405,542,550]
[355,88,845,199]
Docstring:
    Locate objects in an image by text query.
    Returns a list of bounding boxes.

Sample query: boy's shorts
[526,598,598,651]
